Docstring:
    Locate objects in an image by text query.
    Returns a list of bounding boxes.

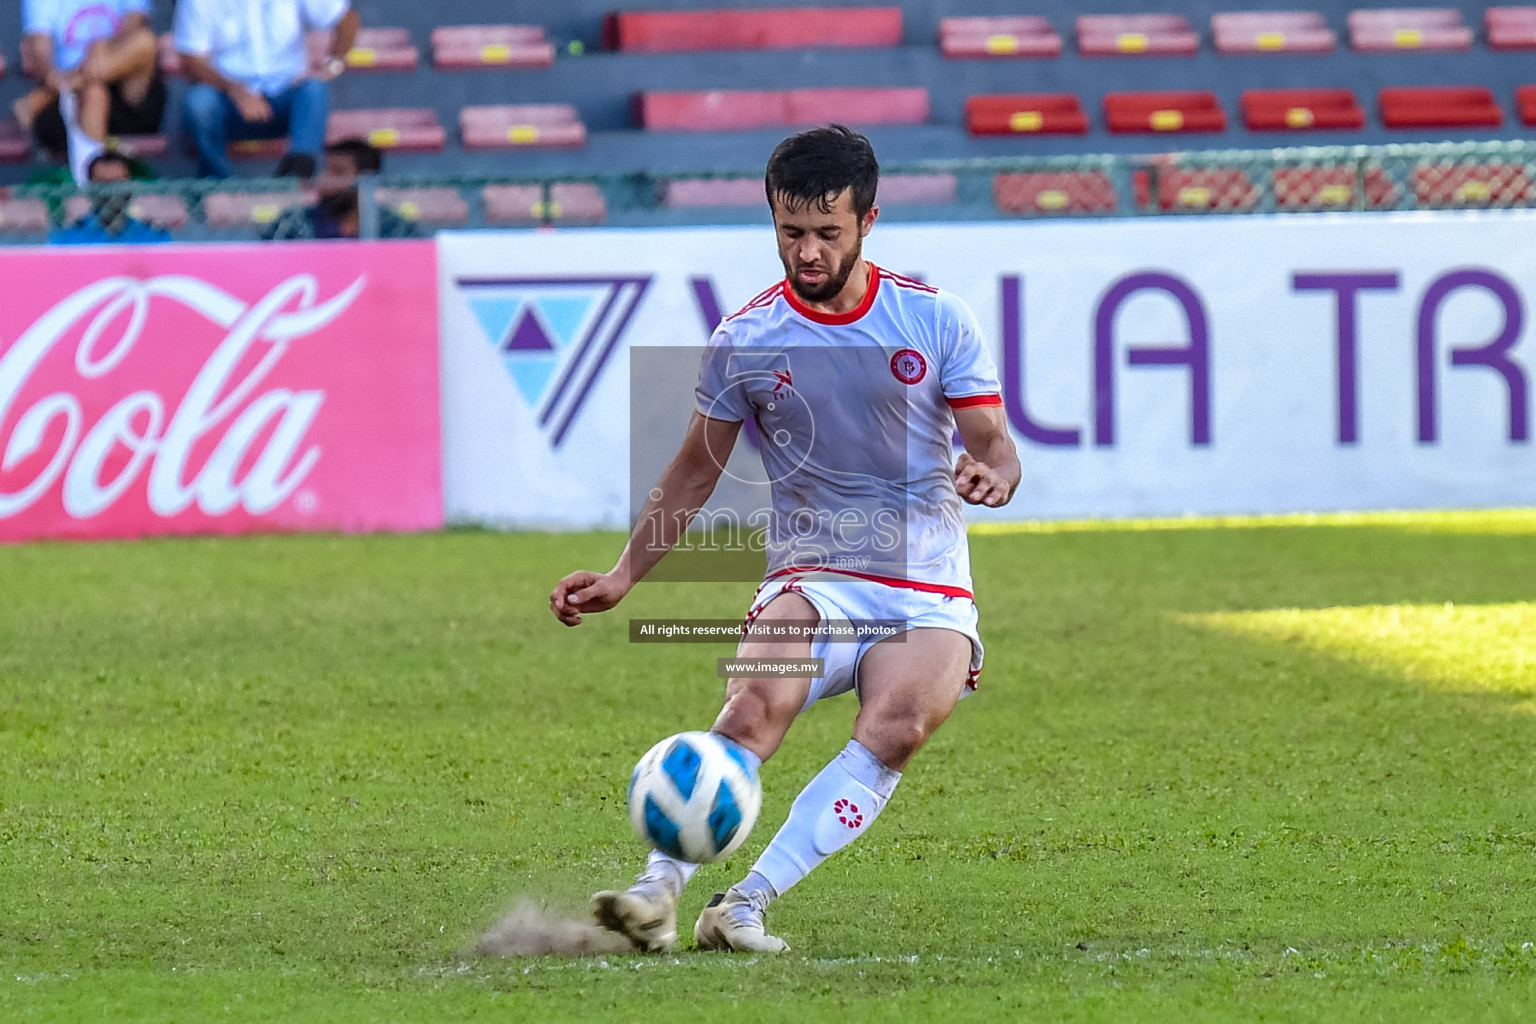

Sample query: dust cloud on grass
[475,900,636,958]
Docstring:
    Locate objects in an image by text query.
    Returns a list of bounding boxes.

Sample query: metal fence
[4,139,1536,243]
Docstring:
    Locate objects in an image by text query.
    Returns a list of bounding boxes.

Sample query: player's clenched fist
[953,452,1011,507]
[550,570,629,627]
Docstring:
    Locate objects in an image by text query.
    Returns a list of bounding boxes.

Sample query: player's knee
[860,707,943,766]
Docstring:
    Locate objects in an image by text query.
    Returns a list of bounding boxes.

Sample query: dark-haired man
[50,149,170,244]
[260,137,416,240]
[551,125,1021,952]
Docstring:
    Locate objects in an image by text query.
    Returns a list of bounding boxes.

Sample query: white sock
[636,733,762,897]
[740,739,901,902]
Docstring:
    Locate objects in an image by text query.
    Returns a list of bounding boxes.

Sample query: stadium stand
[1155,165,1261,210]
[994,170,1118,215]
[0,195,48,231]
[1380,85,1504,127]
[483,182,607,224]
[377,186,470,226]
[663,170,955,206]
[636,87,928,130]
[1211,11,1338,53]
[63,193,189,229]
[326,108,447,151]
[1105,91,1227,133]
[1077,14,1201,56]
[604,7,903,52]
[202,190,314,229]
[938,17,1062,59]
[1242,88,1366,130]
[461,105,587,149]
[1412,158,1534,204]
[0,118,29,162]
[1519,84,1536,124]
[4,0,1536,197]
[1348,7,1474,51]
[321,28,420,72]
[431,25,556,70]
[965,94,1090,135]
[1487,6,1536,47]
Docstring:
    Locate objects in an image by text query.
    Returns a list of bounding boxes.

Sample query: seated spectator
[175,0,361,179]
[260,137,418,240]
[49,149,171,244]
[14,0,165,170]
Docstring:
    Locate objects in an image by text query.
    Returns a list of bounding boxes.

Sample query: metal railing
[4,139,1536,243]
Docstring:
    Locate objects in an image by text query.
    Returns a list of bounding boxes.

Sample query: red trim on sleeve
[947,393,1004,409]
[781,265,881,325]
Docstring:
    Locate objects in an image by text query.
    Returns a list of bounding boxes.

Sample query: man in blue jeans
[174,0,361,178]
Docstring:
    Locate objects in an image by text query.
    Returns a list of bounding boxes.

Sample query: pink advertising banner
[0,241,442,542]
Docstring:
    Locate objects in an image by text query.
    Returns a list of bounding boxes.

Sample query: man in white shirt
[174,0,360,178]
[14,0,164,168]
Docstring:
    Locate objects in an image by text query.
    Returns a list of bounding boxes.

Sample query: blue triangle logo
[456,276,653,447]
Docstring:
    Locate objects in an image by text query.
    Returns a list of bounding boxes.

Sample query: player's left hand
[954,452,1010,507]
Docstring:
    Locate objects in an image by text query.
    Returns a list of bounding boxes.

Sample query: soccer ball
[627,731,761,863]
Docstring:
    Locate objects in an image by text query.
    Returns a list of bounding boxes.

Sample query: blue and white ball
[627,731,761,863]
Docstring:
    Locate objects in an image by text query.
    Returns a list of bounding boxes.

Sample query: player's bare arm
[952,403,1021,507]
[549,411,742,626]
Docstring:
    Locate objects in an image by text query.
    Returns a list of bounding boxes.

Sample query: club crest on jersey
[890,348,927,386]
[456,275,651,448]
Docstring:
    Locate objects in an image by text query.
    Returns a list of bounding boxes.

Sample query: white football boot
[693,888,790,953]
[591,880,678,953]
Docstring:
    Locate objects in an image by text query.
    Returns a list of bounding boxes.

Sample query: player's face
[771,188,877,304]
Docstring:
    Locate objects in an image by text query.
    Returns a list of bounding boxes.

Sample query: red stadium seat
[784,87,927,125]
[1412,161,1535,207]
[1349,8,1472,51]
[1519,85,1536,125]
[1156,166,1261,211]
[965,94,1089,135]
[378,186,470,226]
[1487,7,1536,50]
[877,172,958,204]
[1273,165,1398,209]
[0,197,49,231]
[938,17,1062,59]
[1104,91,1226,133]
[483,183,607,225]
[305,28,419,72]
[203,190,315,228]
[1380,86,1502,128]
[1077,14,1200,56]
[0,118,31,161]
[636,88,927,130]
[663,177,763,207]
[993,171,1118,214]
[327,108,446,151]
[228,138,288,161]
[1242,88,1365,130]
[605,7,903,52]
[432,25,555,70]
[461,105,587,149]
[637,90,791,131]
[1211,11,1336,54]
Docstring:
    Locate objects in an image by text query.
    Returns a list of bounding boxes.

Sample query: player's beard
[784,237,862,304]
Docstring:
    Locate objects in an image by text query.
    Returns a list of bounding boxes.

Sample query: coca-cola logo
[0,274,365,521]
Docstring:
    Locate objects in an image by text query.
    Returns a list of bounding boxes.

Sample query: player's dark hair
[765,124,879,218]
[86,150,134,181]
[325,137,384,174]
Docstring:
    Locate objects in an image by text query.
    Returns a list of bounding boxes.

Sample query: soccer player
[549,124,1020,952]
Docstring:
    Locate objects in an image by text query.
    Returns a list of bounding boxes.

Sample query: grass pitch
[3,511,1536,1021]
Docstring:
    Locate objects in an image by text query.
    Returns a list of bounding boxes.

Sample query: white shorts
[742,573,985,712]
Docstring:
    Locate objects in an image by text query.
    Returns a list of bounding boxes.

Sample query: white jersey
[695,264,1002,597]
